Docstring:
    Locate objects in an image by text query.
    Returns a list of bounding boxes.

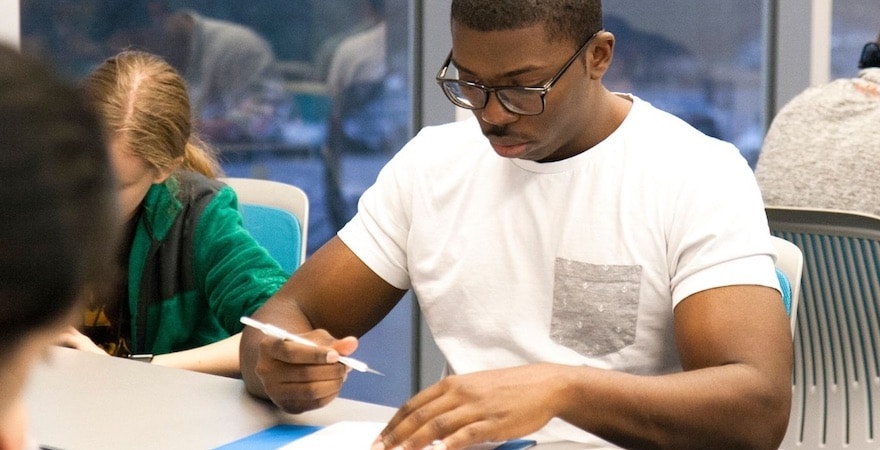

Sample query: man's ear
[588,31,615,80]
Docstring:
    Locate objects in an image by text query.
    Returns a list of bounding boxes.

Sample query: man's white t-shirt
[338,95,779,446]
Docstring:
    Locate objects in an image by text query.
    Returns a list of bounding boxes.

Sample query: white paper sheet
[277,421,384,449]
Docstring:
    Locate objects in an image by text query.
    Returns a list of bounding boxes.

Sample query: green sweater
[128,172,288,354]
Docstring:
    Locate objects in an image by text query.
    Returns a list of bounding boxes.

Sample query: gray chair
[766,206,880,449]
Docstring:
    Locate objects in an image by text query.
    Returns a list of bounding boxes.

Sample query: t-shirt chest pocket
[550,258,642,357]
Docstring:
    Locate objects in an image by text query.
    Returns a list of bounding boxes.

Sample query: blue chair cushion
[239,204,303,275]
[775,267,792,317]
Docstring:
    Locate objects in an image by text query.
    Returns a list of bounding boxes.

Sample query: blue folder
[214,424,536,449]
[213,424,321,450]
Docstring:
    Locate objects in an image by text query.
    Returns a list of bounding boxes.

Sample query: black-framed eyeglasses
[435,29,603,116]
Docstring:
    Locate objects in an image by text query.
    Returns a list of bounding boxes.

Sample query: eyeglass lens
[440,78,544,115]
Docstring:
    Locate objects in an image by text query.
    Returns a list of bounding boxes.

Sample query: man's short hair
[450,0,603,45]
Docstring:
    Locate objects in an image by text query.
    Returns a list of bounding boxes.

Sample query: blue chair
[767,206,880,449]
[777,268,793,316]
[771,235,803,336]
[220,177,309,275]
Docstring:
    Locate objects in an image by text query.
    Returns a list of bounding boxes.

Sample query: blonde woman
[59,51,288,377]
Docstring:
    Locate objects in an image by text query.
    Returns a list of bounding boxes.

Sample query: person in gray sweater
[755,31,880,216]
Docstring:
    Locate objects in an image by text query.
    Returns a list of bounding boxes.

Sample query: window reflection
[21,0,413,255]
[99,6,280,143]
[602,2,765,168]
[831,0,880,79]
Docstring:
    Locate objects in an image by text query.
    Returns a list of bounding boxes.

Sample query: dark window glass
[831,0,880,79]
[22,0,413,256]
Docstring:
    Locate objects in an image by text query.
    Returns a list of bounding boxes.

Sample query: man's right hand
[253,329,359,414]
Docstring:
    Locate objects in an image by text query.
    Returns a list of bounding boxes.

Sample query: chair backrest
[771,235,803,336]
[766,206,880,449]
[220,177,309,274]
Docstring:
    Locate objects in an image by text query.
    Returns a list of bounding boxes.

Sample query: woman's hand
[56,326,108,355]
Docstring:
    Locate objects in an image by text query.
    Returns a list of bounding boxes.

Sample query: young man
[241,1,792,448]
[0,43,118,449]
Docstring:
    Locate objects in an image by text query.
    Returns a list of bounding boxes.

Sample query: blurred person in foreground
[0,43,119,450]
[241,1,792,448]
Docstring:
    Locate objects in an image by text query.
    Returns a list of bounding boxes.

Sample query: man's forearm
[554,364,790,449]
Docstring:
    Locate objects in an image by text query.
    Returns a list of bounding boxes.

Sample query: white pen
[240,316,384,376]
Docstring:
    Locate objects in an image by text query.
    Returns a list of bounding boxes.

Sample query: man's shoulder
[624,96,741,160]
[628,96,714,136]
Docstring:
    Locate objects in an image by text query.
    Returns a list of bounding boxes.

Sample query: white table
[24,347,394,449]
[24,347,584,449]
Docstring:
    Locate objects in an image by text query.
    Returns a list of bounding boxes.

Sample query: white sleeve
[337,141,417,291]
[668,144,779,306]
